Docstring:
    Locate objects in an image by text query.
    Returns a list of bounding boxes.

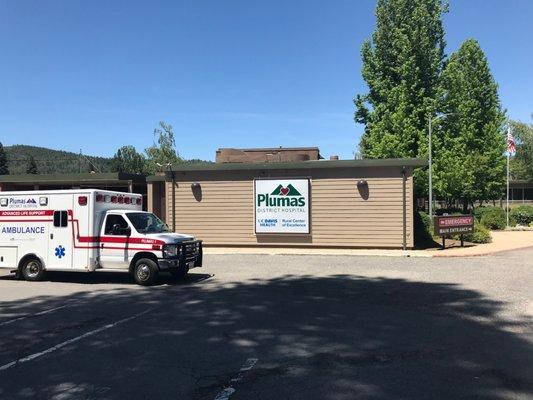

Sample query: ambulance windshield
[126,212,171,234]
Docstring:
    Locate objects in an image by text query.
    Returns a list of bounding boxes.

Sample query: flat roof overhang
[0,172,146,186]
[147,158,428,181]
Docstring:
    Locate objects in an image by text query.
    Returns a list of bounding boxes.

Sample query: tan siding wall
[164,175,413,248]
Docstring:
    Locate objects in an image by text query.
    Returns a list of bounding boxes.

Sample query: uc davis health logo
[257,183,305,207]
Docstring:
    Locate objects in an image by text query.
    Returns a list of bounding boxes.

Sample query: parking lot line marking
[213,358,258,400]
[239,358,258,371]
[0,303,76,327]
[0,308,152,372]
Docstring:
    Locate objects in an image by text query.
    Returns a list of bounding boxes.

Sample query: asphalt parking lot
[0,250,532,400]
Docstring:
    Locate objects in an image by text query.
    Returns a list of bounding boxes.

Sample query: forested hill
[3,145,212,175]
[4,145,113,174]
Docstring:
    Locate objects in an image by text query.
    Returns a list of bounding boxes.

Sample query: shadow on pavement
[0,270,213,286]
[0,274,531,399]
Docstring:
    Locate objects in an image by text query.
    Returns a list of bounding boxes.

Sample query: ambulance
[0,189,202,285]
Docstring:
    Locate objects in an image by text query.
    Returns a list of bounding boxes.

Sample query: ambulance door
[99,214,131,269]
[47,196,73,269]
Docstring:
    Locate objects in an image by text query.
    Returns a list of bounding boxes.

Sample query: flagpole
[506,149,510,227]
[506,124,512,228]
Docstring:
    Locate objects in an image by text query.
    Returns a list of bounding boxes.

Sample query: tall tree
[509,118,533,180]
[145,121,181,173]
[355,0,447,162]
[111,146,147,174]
[433,39,506,209]
[26,156,38,174]
[0,143,8,175]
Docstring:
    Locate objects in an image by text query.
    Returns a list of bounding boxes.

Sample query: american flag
[507,127,516,155]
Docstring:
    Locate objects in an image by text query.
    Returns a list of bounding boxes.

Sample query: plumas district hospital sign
[254,179,310,234]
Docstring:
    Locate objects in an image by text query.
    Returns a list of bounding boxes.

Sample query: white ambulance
[0,189,202,285]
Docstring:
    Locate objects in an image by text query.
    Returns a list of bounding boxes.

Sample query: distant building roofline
[217,146,320,152]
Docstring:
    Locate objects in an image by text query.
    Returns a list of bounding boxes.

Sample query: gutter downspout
[170,170,176,232]
[402,166,407,251]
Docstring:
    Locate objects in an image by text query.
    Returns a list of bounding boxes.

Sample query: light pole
[428,113,456,220]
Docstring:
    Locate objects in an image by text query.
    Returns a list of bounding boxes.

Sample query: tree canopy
[111,146,147,174]
[145,121,182,174]
[355,0,448,160]
[432,39,506,207]
[509,118,533,180]
[355,1,511,206]
[0,143,9,175]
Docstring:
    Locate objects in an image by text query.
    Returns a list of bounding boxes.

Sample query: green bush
[480,207,506,230]
[435,208,462,216]
[509,205,533,226]
[462,222,492,244]
[414,210,435,248]
[473,206,501,222]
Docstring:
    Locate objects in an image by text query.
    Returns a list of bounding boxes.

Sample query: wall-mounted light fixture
[191,182,202,202]
[357,179,369,200]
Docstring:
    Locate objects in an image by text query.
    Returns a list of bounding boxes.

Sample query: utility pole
[428,116,433,220]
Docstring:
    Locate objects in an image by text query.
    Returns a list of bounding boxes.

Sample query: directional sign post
[433,215,474,249]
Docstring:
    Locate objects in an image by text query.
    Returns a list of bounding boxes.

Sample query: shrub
[480,207,506,230]
[509,205,533,226]
[473,206,501,222]
[414,210,435,248]
[462,222,492,244]
[435,208,462,216]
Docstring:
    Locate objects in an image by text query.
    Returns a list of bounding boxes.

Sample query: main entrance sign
[254,179,310,234]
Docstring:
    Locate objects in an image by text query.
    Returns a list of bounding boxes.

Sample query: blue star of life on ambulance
[55,245,66,259]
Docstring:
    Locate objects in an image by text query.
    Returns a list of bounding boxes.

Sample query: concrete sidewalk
[431,230,533,257]
[203,230,533,258]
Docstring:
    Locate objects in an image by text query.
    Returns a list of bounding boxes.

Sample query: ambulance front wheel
[133,258,159,286]
[20,258,45,281]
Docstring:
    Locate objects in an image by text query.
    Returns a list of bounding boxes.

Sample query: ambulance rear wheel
[133,258,159,286]
[21,258,45,281]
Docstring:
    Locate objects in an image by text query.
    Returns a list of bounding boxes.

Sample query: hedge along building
[147,155,426,249]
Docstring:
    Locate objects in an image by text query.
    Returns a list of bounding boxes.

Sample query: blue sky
[1,0,532,161]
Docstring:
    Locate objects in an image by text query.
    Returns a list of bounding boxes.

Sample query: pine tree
[26,156,38,174]
[0,142,8,175]
[355,0,447,161]
[433,39,506,209]
[111,146,146,174]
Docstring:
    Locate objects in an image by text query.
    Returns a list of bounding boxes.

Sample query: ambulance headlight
[162,244,179,258]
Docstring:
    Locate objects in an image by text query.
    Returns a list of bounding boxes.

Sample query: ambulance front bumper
[158,240,203,270]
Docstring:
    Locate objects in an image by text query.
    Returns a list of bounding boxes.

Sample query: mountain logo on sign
[257,183,306,207]
[270,184,302,197]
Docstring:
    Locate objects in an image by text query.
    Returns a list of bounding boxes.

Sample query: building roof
[147,158,428,181]
[0,172,146,184]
